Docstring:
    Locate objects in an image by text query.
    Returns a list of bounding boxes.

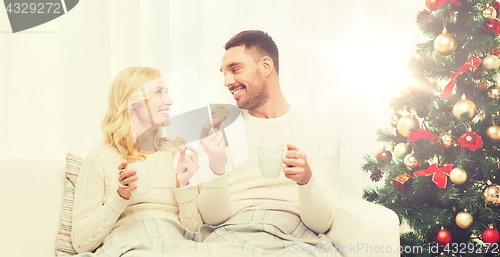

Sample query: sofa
[1,157,400,257]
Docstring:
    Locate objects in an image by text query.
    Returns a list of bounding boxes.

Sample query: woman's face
[134,81,173,130]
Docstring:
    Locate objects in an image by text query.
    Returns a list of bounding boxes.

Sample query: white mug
[117,161,150,196]
[257,144,286,178]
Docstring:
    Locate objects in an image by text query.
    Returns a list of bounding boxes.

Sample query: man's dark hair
[225,30,279,74]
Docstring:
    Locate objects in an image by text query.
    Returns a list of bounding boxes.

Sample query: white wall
[0,0,426,197]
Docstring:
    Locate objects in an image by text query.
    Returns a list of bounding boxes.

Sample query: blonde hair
[101,67,162,162]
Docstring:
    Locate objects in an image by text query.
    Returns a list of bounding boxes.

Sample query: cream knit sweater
[71,105,340,253]
[71,146,203,253]
[203,106,341,234]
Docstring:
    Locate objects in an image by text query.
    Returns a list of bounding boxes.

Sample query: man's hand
[283,144,312,185]
[200,118,228,175]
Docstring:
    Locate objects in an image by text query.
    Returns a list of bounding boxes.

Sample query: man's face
[220,45,270,110]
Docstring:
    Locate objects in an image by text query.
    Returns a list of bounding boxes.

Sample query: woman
[71,67,204,254]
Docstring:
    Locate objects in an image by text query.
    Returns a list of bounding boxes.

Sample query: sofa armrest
[1,159,66,257]
[326,193,400,257]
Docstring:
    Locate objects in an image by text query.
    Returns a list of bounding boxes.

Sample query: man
[199,30,340,256]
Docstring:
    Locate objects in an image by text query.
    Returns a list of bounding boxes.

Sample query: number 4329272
[443,243,498,254]
[6,3,62,14]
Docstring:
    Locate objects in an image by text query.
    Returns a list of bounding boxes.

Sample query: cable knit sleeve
[71,148,129,253]
[298,131,340,234]
[174,186,203,232]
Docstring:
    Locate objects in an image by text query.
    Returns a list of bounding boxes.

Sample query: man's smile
[230,85,246,99]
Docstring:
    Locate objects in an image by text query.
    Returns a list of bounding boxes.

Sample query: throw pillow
[55,153,83,256]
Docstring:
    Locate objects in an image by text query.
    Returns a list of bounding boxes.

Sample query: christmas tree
[362,1,500,256]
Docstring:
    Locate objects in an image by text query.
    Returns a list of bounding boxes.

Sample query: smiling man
[199,30,341,256]
[221,30,288,119]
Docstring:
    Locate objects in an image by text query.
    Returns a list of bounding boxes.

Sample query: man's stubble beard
[237,72,270,110]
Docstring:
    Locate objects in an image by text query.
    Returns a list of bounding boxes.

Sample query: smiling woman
[127,74,173,149]
[131,82,172,127]
[101,67,165,161]
[71,66,208,254]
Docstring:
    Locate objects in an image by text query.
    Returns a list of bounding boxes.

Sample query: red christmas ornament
[377,148,393,164]
[426,0,439,11]
[482,228,500,244]
[483,18,500,37]
[435,229,452,247]
[458,131,483,152]
[494,1,500,12]
[426,0,461,11]
[494,1,500,14]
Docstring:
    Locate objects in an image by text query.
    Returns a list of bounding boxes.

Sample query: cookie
[211,105,229,122]
[173,137,187,152]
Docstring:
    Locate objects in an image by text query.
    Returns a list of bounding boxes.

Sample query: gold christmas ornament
[483,183,500,206]
[397,115,420,137]
[434,29,457,56]
[456,211,473,229]
[483,6,497,20]
[404,154,419,170]
[483,55,500,71]
[440,131,453,148]
[450,167,467,185]
[487,85,500,100]
[486,124,500,142]
[452,95,477,121]
[394,143,411,159]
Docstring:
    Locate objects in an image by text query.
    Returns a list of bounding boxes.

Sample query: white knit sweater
[200,106,341,234]
[71,146,203,253]
[71,105,340,253]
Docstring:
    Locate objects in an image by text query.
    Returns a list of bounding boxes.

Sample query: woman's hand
[175,145,200,187]
[117,161,138,199]
[200,118,228,175]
